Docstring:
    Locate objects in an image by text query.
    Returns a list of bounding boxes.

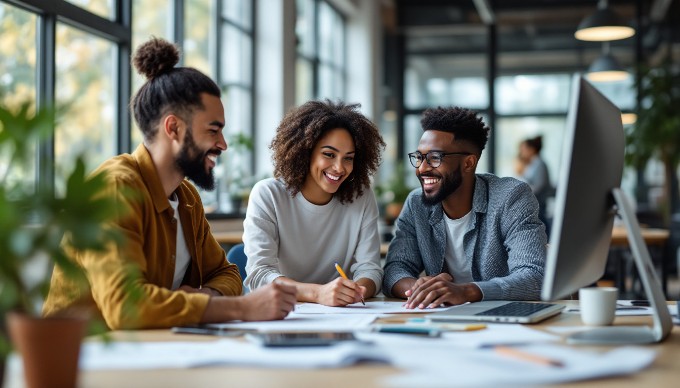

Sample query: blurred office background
[1,0,679,295]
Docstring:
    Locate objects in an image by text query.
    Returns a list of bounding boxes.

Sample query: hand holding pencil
[334,262,366,306]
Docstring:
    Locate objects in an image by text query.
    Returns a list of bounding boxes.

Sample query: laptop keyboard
[475,302,556,317]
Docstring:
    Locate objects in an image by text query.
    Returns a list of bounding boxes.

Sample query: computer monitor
[541,75,672,344]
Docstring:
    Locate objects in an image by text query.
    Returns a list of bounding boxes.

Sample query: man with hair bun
[383,106,547,308]
[43,37,296,329]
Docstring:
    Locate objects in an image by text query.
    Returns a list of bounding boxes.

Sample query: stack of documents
[78,339,388,370]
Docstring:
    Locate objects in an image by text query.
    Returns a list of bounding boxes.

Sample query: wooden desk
[214,228,670,256]
[608,227,671,297]
[212,230,244,245]
[610,226,669,246]
[9,301,673,388]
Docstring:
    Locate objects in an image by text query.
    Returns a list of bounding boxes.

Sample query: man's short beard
[420,166,463,206]
[175,127,216,191]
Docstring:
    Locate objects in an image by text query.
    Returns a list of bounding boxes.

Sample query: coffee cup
[578,287,618,326]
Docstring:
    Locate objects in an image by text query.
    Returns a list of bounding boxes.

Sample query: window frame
[295,0,346,103]
[2,0,132,197]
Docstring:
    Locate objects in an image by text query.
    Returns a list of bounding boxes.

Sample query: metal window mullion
[221,17,253,35]
[212,0,221,84]
[341,6,346,99]
[173,0,184,62]
[8,0,128,42]
[311,0,320,98]
[117,0,132,153]
[36,11,56,198]
[487,23,497,174]
[250,0,257,174]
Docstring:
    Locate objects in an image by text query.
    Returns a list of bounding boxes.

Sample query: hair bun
[132,37,180,80]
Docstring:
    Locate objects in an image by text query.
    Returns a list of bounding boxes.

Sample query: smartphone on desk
[171,325,254,337]
[245,332,358,347]
[374,325,441,337]
[630,300,650,306]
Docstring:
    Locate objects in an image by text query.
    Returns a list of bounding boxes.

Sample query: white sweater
[243,178,383,294]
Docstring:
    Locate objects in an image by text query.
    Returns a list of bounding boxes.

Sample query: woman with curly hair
[243,100,386,306]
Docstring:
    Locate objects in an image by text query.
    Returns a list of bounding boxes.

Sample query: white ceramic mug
[578,287,618,326]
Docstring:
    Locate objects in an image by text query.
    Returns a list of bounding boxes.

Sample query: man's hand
[404,273,482,309]
[239,281,297,320]
[315,278,366,307]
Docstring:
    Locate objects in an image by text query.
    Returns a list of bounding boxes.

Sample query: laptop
[427,301,565,324]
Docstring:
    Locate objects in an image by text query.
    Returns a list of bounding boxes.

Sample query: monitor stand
[567,188,674,345]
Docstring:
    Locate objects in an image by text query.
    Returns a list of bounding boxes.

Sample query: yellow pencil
[334,262,365,305]
[494,346,564,367]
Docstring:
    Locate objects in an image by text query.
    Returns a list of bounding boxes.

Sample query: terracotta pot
[1,317,6,387]
[6,312,87,388]
[385,202,404,225]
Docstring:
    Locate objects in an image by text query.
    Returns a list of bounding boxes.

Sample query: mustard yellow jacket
[43,144,242,329]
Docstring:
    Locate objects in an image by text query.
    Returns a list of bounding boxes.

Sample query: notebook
[427,301,565,324]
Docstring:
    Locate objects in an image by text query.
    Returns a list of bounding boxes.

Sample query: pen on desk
[334,262,365,306]
[494,346,564,368]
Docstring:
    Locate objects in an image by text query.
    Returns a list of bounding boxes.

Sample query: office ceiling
[392,0,679,77]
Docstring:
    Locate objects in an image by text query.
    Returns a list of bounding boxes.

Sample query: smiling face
[416,130,470,206]
[301,128,355,205]
[174,93,226,191]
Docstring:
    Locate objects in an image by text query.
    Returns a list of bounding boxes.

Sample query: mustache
[206,149,222,157]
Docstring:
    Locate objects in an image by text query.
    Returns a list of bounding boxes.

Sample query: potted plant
[376,162,414,226]
[625,58,680,226]
[0,103,127,387]
[225,132,255,213]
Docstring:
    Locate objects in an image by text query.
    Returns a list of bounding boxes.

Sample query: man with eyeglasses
[383,107,547,308]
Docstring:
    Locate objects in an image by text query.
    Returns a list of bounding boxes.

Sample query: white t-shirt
[169,194,190,290]
[243,178,383,292]
[444,210,474,283]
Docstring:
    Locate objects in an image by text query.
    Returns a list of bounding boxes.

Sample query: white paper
[383,344,657,387]
[356,323,559,348]
[292,300,451,314]
[77,339,388,370]
[206,313,377,332]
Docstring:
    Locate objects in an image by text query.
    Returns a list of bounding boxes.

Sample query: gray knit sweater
[383,173,547,300]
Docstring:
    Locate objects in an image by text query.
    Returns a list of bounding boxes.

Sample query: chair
[226,243,248,289]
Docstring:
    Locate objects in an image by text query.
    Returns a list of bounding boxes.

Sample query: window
[131,0,174,147]
[214,0,255,214]
[185,0,212,74]
[0,3,37,189]
[295,0,345,105]
[1,0,129,197]
[496,74,571,115]
[55,24,117,194]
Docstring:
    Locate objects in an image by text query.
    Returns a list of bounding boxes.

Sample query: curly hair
[270,100,385,204]
[130,37,220,142]
[420,106,490,155]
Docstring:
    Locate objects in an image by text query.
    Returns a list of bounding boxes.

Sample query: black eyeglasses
[408,151,472,168]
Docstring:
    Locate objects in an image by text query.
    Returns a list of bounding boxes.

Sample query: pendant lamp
[575,0,635,41]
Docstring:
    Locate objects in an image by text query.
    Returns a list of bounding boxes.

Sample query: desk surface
[10,301,674,388]
[213,227,671,256]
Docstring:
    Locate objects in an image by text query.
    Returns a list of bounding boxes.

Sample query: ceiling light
[575,0,635,41]
[586,42,629,82]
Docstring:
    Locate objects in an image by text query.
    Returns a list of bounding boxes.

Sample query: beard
[420,166,463,206]
[175,127,217,191]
